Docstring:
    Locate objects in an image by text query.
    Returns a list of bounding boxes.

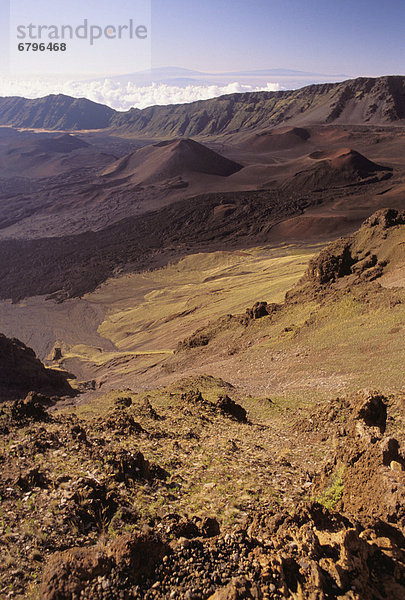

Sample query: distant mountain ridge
[0,94,114,130]
[0,76,404,133]
[103,66,347,88]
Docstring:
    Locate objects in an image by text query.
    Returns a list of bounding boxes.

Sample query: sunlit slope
[162,209,405,398]
[85,245,320,354]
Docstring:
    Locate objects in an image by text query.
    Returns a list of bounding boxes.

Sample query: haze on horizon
[0,0,404,110]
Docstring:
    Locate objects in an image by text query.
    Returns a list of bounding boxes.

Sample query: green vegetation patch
[316,466,345,510]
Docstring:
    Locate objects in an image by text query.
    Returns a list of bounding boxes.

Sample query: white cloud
[0,77,280,111]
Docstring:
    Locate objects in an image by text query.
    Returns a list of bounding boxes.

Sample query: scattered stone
[208,577,262,599]
[16,467,49,491]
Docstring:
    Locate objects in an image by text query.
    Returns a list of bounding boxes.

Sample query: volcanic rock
[40,532,168,600]
[287,208,405,300]
[208,577,262,599]
[10,391,53,423]
[353,389,387,433]
[246,301,280,320]
[104,449,152,483]
[308,391,405,532]
[216,395,247,423]
[0,333,75,400]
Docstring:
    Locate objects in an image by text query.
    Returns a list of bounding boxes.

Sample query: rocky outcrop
[39,501,405,600]
[10,391,53,423]
[245,502,405,600]
[287,208,405,301]
[216,395,248,423]
[245,302,280,320]
[0,333,75,400]
[304,389,405,533]
[40,532,168,600]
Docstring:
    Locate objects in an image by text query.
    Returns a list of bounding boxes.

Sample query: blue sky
[1,0,404,109]
[152,0,405,76]
[2,0,404,77]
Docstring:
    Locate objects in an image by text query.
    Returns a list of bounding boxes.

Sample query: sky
[151,0,405,76]
[0,0,404,110]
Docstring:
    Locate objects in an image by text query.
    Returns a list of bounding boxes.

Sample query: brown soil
[102,139,242,184]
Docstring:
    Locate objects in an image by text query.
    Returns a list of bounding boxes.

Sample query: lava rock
[216,395,247,423]
[208,577,262,599]
[353,390,387,432]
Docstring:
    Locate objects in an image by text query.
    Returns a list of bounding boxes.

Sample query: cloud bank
[0,77,280,111]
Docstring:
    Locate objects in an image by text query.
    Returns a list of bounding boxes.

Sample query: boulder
[216,395,247,423]
[0,333,74,400]
[40,546,112,600]
[41,532,168,600]
[353,390,387,432]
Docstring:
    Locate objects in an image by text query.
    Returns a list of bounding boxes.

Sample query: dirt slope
[283,148,392,193]
[102,138,242,185]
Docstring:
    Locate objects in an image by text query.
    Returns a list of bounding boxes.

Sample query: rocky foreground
[0,384,404,599]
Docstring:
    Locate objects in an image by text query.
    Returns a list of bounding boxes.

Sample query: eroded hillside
[0,211,404,599]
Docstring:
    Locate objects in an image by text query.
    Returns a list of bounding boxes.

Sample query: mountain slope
[111,76,405,136]
[1,76,405,133]
[102,138,242,184]
[0,94,115,130]
[284,147,392,192]
[159,208,405,399]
